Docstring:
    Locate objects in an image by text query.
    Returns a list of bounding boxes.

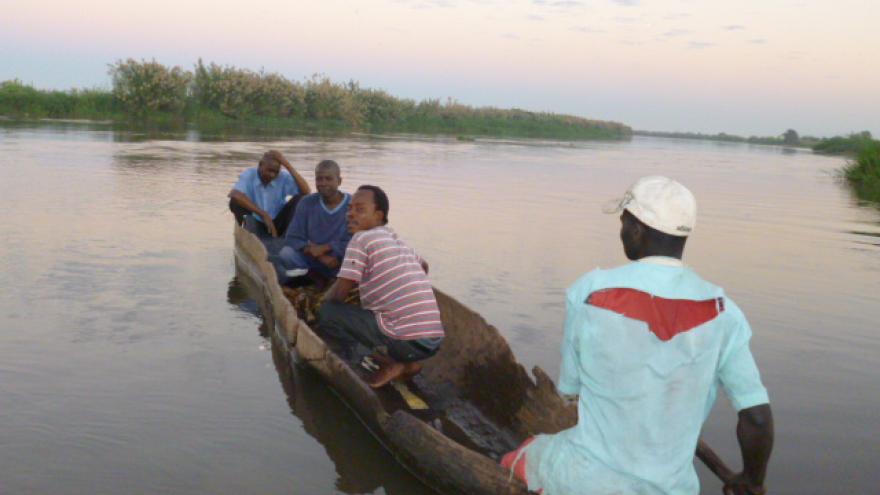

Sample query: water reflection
[228,275,432,494]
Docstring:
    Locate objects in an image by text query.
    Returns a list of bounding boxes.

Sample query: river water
[1,122,878,494]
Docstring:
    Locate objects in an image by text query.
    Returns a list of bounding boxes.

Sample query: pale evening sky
[2,0,878,137]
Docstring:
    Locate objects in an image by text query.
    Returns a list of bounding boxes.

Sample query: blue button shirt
[232,167,299,221]
[524,257,769,495]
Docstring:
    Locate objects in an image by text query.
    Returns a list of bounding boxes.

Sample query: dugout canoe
[233,223,577,495]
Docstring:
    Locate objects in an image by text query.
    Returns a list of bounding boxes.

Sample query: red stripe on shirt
[587,288,724,341]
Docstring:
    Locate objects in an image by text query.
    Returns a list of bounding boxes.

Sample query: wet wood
[234,223,575,494]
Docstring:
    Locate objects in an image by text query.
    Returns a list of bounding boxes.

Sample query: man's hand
[260,212,278,237]
[723,472,766,495]
[304,243,331,258]
[318,254,340,270]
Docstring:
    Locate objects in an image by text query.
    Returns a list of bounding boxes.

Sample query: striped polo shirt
[338,226,444,340]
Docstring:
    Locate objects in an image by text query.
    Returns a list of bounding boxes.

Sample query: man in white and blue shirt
[228,150,310,238]
[502,176,774,495]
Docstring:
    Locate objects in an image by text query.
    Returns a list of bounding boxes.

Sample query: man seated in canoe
[501,176,774,495]
[275,160,351,284]
[228,150,310,238]
[319,185,444,388]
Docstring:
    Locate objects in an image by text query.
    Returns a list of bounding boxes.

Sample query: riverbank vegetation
[0,59,631,140]
[843,144,880,203]
[634,129,820,148]
[812,131,877,155]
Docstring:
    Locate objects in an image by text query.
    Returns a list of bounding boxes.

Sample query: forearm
[737,404,774,486]
[229,190,267,217]
[325,277,355,302]
[281,162,310,195]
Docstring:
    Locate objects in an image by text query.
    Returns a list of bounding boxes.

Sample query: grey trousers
[318,301,442,363]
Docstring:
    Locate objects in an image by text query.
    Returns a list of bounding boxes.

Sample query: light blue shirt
[232,167,299,221]
[525,257,769,495]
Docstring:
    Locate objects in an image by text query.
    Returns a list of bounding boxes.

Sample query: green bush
[109,59,191,115]
[2,59,633,140]
[844,144,880,202]
[813,132,876,155]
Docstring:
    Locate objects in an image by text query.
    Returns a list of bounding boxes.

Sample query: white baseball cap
[604,176,697,237]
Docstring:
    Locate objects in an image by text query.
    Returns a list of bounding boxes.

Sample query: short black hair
[357,185,389,224]
[315,159,340,176]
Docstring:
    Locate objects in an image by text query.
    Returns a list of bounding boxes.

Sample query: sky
[2,0,878,137]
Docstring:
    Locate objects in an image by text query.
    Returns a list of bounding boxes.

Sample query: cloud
[723,24,746,31]
[571,25,605,34]
[527,14,545,21]
[749,38,767,44]
[661,29,691,38]
[611,0,639,6]
[688,41,717,49]
[393,0,455,9]
[533,0,584,7]
[502,33,521,40]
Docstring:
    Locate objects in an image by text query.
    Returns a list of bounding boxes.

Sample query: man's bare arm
[724,404,774,495]
[229,189,277,236]
[324,277,356,303]
[268,150,311,195]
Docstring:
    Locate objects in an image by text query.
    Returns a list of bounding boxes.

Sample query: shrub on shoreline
[844,144,880,203]
[0,59,631,140]
[813,132,876,155]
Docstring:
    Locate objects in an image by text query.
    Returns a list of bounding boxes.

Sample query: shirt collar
[638,256,684,267]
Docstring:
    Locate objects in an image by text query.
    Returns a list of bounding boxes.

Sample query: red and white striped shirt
[338,226,444,340]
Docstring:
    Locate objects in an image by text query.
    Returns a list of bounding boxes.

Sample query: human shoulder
[237,167,258,180]
[300,193,322,207]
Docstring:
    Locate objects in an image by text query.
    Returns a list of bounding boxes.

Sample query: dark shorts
[318,301,442,363]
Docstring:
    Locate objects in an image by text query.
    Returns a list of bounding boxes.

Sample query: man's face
[347,190,383,233]
[257,160,281,185]
[620,211,643,260]
[315,166,341,201]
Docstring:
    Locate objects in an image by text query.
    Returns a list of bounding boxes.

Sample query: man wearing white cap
[501,176,774,495]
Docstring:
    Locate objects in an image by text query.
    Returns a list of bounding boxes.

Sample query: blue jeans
[318,301,442,363]
[277,246,339,279]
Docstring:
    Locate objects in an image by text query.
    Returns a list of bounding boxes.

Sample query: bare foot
[368,360,405,388]
[400,361,423,380]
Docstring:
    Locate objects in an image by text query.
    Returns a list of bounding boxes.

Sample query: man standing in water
[501,176,773,495]
[228,150,310,237]
[277,160,351,283]
[319,185,444,388]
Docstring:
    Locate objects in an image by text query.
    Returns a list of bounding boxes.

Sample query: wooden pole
[696,438,735,484]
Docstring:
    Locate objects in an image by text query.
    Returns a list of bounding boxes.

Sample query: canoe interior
[233,223,576,494]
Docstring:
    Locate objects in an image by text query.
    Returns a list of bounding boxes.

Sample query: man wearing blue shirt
[502,176,774,495]
[228,150,310,237]
[277,160,351,283]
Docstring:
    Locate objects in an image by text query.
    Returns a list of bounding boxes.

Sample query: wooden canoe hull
[233,223,576,495]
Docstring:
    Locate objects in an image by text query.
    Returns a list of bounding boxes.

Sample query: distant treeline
[635,128,880,158]
[0,59,631,140]
[634,129,820,148]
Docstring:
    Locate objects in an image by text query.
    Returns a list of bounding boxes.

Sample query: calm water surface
[1,122,878,494]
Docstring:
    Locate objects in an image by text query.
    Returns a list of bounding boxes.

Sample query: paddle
[696,438,736,484]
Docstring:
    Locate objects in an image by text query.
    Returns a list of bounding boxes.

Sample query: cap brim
[602,196,626,214]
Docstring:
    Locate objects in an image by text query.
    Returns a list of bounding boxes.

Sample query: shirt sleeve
[557,289,583,395]
[284,196,310,252]
[232,168,252,196]
[718,308,770,411]
[338,233,368,283]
